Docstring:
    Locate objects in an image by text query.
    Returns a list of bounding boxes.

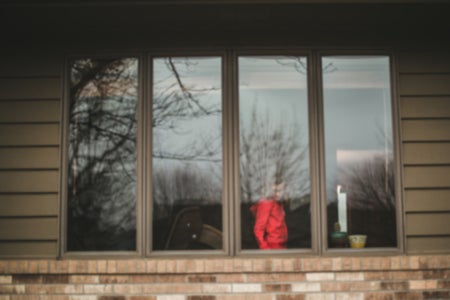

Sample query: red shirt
[250,198,288,249]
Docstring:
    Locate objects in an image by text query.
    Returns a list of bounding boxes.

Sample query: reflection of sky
[322,56,393,201]
[239,57,310,199]
[153,57,221,91]
[150,56,394,206]
[239,56,308,89]
[239,57,309,142]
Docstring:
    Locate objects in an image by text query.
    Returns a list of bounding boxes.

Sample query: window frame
[60,48,403,258]
[61,53,145,258]
[231,49,320,256]
[146,51,230,257]
[315,50,404,255]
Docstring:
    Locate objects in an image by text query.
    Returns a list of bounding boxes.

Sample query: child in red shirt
[250,181,288,249]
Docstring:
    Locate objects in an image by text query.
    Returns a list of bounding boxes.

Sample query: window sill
[1,254,448,275]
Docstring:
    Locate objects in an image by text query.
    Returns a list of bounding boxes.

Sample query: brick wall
[0,255,449,300]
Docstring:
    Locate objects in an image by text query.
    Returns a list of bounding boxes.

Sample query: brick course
[0,255,448,300]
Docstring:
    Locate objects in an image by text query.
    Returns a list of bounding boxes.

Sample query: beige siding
[403,166,450,188]
[399,74,450,96]
[407,237,450,253]
[404,190,450,212]
[0,47,449,257]
[0,218,58,240]
[0,194,58,217]
[402,119,450,142]
[0,54,61,258]
[397,51,450,74]
[0,100,60,122]
[399,49,450,254]
[406,213,450,235]
[0,241,58,258]
[400,97,450,119]
[0,171,59,193]
[403,143,450,165]
[0,124,60,146]
[0,147,59,169]
[0,78,61,100]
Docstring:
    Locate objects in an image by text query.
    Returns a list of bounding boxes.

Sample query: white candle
[337,185,347,232]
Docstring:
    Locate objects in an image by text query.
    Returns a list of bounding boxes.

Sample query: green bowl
[330,231,348,247]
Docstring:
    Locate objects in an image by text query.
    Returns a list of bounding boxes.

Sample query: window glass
[68,58,138,251]
[64,52,398,255]
[239,56,311,250]
[152,57,223,251]
[322,56,396,249]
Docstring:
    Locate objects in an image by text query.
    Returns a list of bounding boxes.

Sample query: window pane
[322,56,396,249]
[239,56,311,250]
[68,58,138,251]
[152,57,223,251]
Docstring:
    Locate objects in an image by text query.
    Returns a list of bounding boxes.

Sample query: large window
[152,57,223,251]
[238,56,311,250]
[65,52,399,255]
[67,58,139,251]
[322,56,396,249]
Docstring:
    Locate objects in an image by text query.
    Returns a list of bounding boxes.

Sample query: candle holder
[330,222,348,248]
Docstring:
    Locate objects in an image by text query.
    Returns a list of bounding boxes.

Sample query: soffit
[1,0,449,6]
[0,2,449,50]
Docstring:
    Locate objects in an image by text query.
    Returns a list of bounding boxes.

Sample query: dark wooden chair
[164,206,222,250]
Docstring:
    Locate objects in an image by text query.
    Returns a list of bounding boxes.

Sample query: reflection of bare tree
[275,57,308,74]
[69,57,223,251]
[338,154,396,246]
[68,58,138,251]
[275,56,337,75]
[151,58,223,250]
[342,155,395,211]
[152,57,222,198]
[153,59,220,127]
[240,102,311,250]
[152,58,221,162]
[240,103,310,203]
[153,166,222,219]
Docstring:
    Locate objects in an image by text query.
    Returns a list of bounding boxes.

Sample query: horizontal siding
[399,74,450,96]
[1,50,450,257]
[0,54,62,77]
[397,51,450,73]
[406,213,450,235]
[0,194,58,217]
[0,78,61,100]
[0,55,62,258]
[400,97,450,119]
[0,147,59,169]
[0,218,58,240]
[0,241,57,258]
[0,124,59,146]
[401,119,450,141]
[403,166,450,188]
[403,143,450,165]
[0,100,60,123]
[407,237,450,253]
[399,49,450,254]
[0,171,59,193]
[404,189,450,212]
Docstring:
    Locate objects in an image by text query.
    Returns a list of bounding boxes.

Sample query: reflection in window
[322,56,396,249]
[239,56,311,250]
[68,58,138,251]
[152,57,223,251]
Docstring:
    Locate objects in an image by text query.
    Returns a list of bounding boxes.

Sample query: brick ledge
[0,255,449,275]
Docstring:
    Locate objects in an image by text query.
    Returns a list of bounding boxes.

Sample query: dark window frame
[316,51,403,255]
[60,49,403,258]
